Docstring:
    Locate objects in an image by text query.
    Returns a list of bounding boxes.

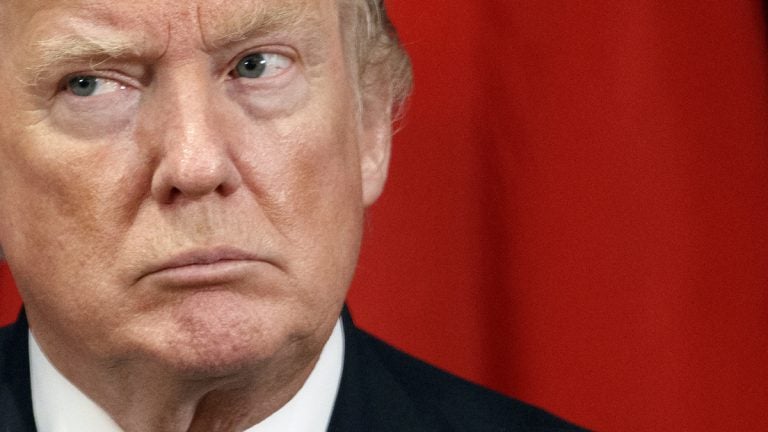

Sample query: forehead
[1,0,339,54]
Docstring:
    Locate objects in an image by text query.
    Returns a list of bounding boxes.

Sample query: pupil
[68,76,97,97]
[237,54,267,78]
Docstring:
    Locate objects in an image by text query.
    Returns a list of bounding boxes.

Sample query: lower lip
[146,260,259,287]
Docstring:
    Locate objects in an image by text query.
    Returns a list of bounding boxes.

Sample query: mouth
[138,246,264,287]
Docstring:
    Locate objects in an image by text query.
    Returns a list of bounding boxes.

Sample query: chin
[157,340,275,379]
[133,291,316,378]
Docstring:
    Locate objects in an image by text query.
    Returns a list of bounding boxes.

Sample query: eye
[65,76,126,97]
[232,53,292,79]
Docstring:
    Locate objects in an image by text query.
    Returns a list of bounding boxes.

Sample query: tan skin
[0,0,391,430]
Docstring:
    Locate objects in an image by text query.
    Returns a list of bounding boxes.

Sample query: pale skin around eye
[64,51,292,97]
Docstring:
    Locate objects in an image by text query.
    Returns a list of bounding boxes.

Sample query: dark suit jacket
[0,309,586,431]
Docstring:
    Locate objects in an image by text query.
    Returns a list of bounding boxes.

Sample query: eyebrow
[23,2,330,84]
[25,32,148,84]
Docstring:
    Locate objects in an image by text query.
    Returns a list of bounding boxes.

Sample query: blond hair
[342,0,413,121]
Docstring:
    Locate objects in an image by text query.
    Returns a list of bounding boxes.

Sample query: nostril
[168,187,182,202]
[150,147,243,203]
[216,182,236,196]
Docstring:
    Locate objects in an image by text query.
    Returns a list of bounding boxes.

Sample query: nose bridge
[166,77,217,166]
[149,68,242,202]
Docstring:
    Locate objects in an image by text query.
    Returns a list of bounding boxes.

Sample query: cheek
[259,113,362,232]
[291,123,364,292]
[0,127,147,285]
[0,133,152,348]
[235,103,365,289]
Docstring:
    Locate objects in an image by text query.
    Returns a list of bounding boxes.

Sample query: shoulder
[364,329,584,431]
[333,310,587,432]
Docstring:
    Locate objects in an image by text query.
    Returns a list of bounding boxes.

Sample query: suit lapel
[0,311,37,432]
[327,309,449,432]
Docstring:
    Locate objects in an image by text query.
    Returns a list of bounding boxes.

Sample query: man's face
[0,0,389,373]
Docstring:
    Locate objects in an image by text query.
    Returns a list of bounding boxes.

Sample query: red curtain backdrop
[2,1,767,430]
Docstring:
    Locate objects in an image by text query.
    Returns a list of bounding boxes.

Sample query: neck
[30,330,327,432]
[108,362,316,432]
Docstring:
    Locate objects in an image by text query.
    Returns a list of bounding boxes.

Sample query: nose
[148,77,242,204]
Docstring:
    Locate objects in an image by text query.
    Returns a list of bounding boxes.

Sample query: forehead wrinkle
[23,34,135,85]
[21,10,164,84]
[203,1,320,49]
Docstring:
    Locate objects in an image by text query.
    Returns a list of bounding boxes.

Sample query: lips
[138,246,264,286]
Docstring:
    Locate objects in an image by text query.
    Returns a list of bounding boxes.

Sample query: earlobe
[360,109,392,207]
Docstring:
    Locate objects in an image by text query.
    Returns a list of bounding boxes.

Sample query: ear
[358,98,392,207]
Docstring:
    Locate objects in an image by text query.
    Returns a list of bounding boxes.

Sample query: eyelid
[65,77,123,98]
[58,70,139,94]
[227,47,297,80]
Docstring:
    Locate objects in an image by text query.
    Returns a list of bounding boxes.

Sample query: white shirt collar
[29,319,345,432]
